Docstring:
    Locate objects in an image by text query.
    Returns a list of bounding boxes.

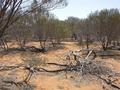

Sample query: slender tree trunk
[86,34,89,50]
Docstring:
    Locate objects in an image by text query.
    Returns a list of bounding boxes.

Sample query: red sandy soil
[0,42,120,90]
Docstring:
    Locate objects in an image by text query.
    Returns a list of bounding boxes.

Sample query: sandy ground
[0,42,120,90]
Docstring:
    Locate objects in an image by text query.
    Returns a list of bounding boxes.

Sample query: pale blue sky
[50,0,120,20]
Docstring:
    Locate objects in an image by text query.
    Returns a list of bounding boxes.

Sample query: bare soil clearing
[0,42,120,90]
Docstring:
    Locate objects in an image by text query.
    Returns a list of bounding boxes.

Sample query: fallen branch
[0,49,119,89]
[97,75,120,89]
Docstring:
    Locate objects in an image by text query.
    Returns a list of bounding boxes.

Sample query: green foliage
[88,9,120,50]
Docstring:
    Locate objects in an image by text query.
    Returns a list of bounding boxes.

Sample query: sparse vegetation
[23,55,47,67]
[0,0,120,90]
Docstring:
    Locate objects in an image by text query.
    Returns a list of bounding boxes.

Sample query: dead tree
[0,49,120,89]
